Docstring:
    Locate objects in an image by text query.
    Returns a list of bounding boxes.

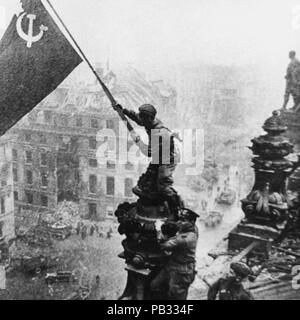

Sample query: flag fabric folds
[0,0,82,136]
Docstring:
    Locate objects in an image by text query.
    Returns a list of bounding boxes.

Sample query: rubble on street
[65,286,91,300]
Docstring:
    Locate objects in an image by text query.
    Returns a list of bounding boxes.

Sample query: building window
[125,162,134,171]
[14,191,18,201]
[125,178,133,198]
[106,206,114,218]
[26,170,33,185]
[26,151,33,164]
[1,198,5,214]
[89,175,97,194]
[25,133,31,142]
[41,195,48,207]
[106,177,115,196]
[25,191,33,205]
[40,152,48,166]
[89,159,98,168]
[1,180,7,187]
[91,119,98,129]
[88,203,97,220]
[106,120,114,130]
[12,149,18,161]
[41,172,48,187]
[89,138,97,150]
[76,117,83,128]
[107,161,116,170]
[13,168,18,182]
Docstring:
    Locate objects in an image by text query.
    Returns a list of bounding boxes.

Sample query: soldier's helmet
[178,208,200,223]
[230,262,252,279]
[139,104,157,118]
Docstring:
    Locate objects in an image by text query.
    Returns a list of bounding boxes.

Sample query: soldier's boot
[133,165,159,198]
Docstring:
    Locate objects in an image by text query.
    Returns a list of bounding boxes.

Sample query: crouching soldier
[207,262,254,300]
[150,209,199,300]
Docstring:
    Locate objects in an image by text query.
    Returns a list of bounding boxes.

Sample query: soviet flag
[0,0,82,136]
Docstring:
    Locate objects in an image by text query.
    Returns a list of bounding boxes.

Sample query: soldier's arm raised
[123,109,144,126]
[112,103,143,126]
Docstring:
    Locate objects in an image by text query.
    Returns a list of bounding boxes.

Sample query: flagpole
[44,0,135,134]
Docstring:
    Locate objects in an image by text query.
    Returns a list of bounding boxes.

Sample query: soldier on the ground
[113,103,180,207]
[207,262,254,300]
[283,51,300,110]
[150,209,199,300]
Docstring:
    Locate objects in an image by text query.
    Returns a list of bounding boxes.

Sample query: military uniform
[208,262,254,301]
[150,224,198,300]
[207,277,254,300]
[123,107,180,199]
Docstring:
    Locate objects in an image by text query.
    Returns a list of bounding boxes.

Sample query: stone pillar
[229,111,300,254]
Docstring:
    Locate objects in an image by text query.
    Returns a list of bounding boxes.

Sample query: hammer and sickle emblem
[16,12,48,48]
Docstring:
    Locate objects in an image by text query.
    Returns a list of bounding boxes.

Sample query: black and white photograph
[0,0,300,302]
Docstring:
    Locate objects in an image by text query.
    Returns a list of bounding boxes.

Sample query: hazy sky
[0,0,299,73]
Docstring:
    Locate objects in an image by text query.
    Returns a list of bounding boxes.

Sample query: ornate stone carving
[242,111,300,229]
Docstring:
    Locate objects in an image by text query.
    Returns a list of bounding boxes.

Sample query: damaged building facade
[0,135,16,242]
[0,67,176,235]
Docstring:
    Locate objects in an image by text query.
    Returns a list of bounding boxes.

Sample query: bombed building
[0,67,177,238]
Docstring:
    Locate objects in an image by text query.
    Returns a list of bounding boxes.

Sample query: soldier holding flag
[0,0,188,302]
[113,103,181,208]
